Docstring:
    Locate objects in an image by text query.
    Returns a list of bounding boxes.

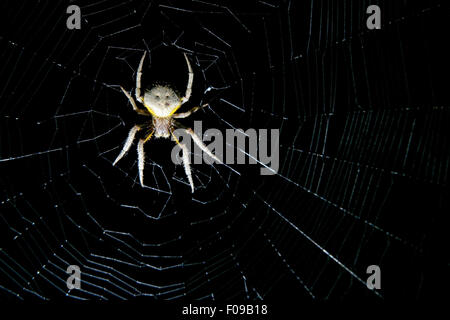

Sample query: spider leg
[120,86,149,116]
[171,132,195,193]
[180,53,194,105]
[137,129,154,187]
[174,122,221,164]
[137,139,146,186]
[113,125,141,166]
[136,51,147,102]
[173,103,209,119]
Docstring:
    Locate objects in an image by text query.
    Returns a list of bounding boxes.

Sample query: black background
[0,0,449,308]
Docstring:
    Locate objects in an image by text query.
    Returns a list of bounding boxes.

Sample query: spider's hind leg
[136,51,147,101]
[180,53,194,105]
[173,103,209,119]
[120,86,149,116]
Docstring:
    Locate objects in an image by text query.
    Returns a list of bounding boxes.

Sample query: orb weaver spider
[113,51,221,192]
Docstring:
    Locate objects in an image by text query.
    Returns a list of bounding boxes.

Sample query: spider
[113,51,221,192]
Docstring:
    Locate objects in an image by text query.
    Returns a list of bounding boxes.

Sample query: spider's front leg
[174,121,222,164]
[171,122,222,193]
[171,131,195,193]
[137,129,154,187]
[137,139,145,186]
[113,124,141,166]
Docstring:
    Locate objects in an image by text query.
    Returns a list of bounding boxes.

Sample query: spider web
[0,0,448,303]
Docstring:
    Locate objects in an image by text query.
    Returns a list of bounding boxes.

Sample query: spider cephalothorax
[113,51,221,192]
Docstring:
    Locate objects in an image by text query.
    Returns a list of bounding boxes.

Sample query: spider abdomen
[144,86,181,117]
